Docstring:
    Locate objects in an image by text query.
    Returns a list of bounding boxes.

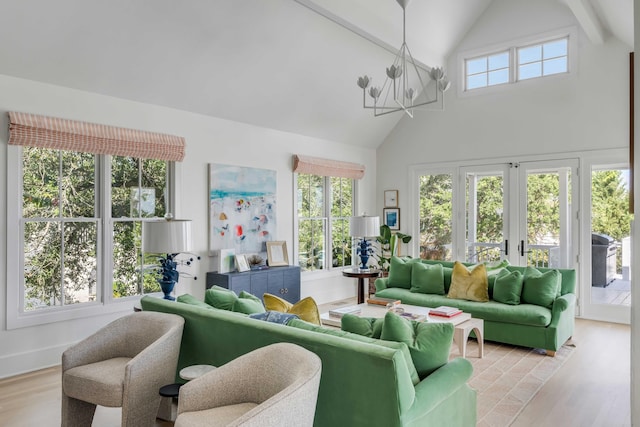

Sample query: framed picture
[383,208,400,231]
[384,190,398,207]
[218,248,236,273]
[266,241,289,266]
[235,254,250,272]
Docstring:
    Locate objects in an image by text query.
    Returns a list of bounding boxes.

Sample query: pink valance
[292,154,365,179]
[8,112,185,161]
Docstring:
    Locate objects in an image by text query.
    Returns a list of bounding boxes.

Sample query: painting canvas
[209,164,277,256]
[218,248,236,273]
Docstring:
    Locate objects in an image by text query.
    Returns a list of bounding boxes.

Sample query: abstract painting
[209,164,277,256]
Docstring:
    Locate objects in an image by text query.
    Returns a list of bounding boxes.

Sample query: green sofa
[375,260,576,356]
[141,296,476,427]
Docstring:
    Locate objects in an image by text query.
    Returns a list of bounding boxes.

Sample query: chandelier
[357,0,451,118]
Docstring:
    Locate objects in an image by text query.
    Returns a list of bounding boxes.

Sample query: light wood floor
[0,303,631,427]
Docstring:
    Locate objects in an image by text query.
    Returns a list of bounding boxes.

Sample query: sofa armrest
[550,293,576,326]
[375,277,389,292]
[405,357,473,419]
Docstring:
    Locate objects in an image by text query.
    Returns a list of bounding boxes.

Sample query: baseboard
[0,342,74,379]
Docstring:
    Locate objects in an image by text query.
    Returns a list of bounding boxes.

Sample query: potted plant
[375,224,412,274]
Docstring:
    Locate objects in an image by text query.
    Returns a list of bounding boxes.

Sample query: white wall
[377,0,630,232]
[0,74,376,378]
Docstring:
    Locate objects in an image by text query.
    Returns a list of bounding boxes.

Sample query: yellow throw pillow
[263,294,321,325]
[447,261,489,302]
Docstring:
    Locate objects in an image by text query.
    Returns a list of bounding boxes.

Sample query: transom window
[518,38,568,81]
[466,51,509,90]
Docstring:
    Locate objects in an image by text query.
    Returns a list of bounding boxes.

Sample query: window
[19,147,171,311]
[518,38,568,80]
[461,32,572,93]
[466,51,510,90]
[296,174,353,272]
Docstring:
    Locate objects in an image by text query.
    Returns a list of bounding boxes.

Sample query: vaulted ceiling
[0,0,632,148]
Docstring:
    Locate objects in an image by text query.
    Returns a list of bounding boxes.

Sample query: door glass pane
[466,172,504,262]
[526,171,568,267]
[590,168,632,306]
[419,174,453,260]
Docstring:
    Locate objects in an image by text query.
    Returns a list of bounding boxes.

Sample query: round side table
[342,269,380,304]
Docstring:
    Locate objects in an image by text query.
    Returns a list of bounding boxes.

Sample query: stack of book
[366,297,401,307]
[328,305,362,319]
[429,306,463,318]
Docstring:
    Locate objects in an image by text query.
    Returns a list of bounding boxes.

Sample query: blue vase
[158,279,176,301]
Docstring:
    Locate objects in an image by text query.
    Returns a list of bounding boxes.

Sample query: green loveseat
[141,296,476,427]
[375,260,576,356]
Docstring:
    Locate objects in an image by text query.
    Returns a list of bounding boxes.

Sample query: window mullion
[324,176,331,270]
[101,155,112,304]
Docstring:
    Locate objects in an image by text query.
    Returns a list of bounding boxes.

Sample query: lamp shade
[143,219,192,254]
[349,215,380,238]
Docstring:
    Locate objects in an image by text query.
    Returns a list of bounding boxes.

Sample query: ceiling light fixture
[357,0,451,118]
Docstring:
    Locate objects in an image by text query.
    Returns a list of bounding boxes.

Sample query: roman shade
[292,154,365,179]
[8,112,185,161]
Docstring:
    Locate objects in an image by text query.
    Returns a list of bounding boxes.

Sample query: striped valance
[292,155,365,180]
[8,112,185,161]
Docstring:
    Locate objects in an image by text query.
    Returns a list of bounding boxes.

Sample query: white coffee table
[320,303,484,358]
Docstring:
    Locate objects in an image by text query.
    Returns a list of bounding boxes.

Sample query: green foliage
[419,174,452,260]
[375,224,412,271]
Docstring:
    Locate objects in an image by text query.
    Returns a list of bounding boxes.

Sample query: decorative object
[208,163,276,256]
[356,0,451,118]
[266,241,289,266]
[349,214,380,270]
[263,293,321,325]
[375,224,412,272]
[384,190,398,207]
[143,216,194,300]
[235,254,250,272]
[218,248,236,273]
[383,208,400,231]
[247,254,267,270]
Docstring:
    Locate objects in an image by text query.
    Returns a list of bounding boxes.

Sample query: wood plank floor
[0,302,630,426]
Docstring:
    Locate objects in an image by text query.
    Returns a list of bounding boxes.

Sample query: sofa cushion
[380,311,454,379]
[177,293,215,310]
[410,263,445,295]
[263,293,321,325]
[341,314,384,339]
[232,291,266,315]
[447,262,489,302]
[522,267,561,309]
[288,318,420,386]
[493,270,524,305]
[387,256,414,289]
[204,286,239,311]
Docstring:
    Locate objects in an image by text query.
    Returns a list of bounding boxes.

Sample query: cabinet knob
[280,289,285,295]
[284,288,288,294]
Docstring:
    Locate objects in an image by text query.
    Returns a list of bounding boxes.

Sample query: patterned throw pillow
[447,261,489,302]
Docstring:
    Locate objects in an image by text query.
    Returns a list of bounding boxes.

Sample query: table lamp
[349,214,380,271]
[143,216,193,300]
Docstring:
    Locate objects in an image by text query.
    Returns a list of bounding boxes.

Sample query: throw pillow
[447,261,489,302]
[492,270,524,305]
[263,293,321,325]
[249,311,298,324]
[176,293,214,310]
[410,262,445,295]
[387,256,413,289]
[232,291,266,315]
[380,311,454,379]
[341,314,384,339]
[204,286,238,310]
[521,267,561,309]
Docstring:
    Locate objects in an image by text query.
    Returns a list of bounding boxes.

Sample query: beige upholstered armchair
[175,343,322,427]
[61,311,185,427]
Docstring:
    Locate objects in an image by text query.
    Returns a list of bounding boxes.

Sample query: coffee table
[320,303,484,358]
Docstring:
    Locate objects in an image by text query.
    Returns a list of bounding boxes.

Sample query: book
[328,305,362,318]
[366,297,401,307]
[430,306,462,317]
[398,312,427,322]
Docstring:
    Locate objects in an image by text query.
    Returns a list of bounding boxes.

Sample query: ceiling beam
[561,0,605,44]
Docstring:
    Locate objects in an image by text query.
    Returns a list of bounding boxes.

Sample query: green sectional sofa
[375,259,576,356]
[141,296,476,427]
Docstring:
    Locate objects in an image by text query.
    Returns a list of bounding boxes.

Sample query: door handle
[520,240,524,257]
[504,240,508,256]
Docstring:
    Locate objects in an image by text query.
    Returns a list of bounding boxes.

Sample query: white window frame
[6,145,177,329]
[293,173,356,275]
[458,26,577,98]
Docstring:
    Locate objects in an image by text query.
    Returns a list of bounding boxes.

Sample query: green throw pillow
[410,262,445,295]
[341,314,384,339]
[387,256,413,289]
[232,291,266,314]
[492,270,524,305]
[380,311,454,379]
[176,293,214,309]
[204,285,238,310]
[522,267,561,308]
